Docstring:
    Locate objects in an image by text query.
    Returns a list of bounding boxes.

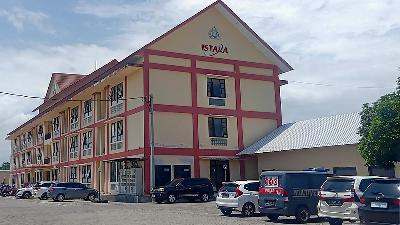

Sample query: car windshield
[166,179,183,186]
[321,179,354,192]
[219,183,238,192]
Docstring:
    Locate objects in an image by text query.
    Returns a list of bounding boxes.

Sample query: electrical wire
[287,80,394,89]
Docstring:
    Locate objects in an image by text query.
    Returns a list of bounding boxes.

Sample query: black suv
[151,178,214,203]
[359,179,400,225]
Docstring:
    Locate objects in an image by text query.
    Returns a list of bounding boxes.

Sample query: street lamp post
[148,94,155,191]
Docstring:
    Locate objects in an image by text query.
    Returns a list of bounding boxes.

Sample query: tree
[358,77,400,168]
[0,162,10,170]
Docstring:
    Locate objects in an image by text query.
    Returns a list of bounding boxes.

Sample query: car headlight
[159,188,165,192]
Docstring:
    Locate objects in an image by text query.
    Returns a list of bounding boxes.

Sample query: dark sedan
[48,182,98,202]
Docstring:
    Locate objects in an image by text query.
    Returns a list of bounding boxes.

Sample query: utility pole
[148,94,155,190]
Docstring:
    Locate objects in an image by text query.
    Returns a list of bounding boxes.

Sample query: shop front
[108,159,143,195]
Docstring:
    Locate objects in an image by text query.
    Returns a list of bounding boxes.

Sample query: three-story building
[7,0,292,196]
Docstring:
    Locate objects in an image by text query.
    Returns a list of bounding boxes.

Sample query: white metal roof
[239,113,361,155]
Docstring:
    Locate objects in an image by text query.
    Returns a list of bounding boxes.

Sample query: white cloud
[0,7,52,33]
[1,0,399,164]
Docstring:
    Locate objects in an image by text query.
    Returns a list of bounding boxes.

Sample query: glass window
[219,183,238,192]
[81,165,91,186]
[82,131,92,156]
[69,136,79,159]
[321,179,355,192]
[110,83,124,106]
[70,106,79,125]
[359,179,375,192]
[83,99,93,118]
[208,117,228,138]
[69,167,77,182]
[111,120,124,143]
[207,78,226,98]
[364,180,400,196]
[244,182,260,191]
[53,117,60,133]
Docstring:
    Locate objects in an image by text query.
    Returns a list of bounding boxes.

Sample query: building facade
[7,1,292,195]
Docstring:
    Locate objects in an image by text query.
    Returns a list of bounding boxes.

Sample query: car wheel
[220,209,232,216]
[241,202,255,217]
[266,214,279,222]
[22,192,31,199]
[295,206,310,224]
[167,194,176,204]
[87,193,96,202]
[40,193,48,200]
[56,194,65,202]
[328,218,343,225]
[200,193,210,202]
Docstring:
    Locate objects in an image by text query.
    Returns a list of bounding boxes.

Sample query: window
[37,148,42,164]
[52,142,59,162]
[208,117,228,138]
[69,167,77,182]
[110,83,124,114]
[82,99,93,125]
[82,131,92,156]
[70,106,79,130]
[69,136,79,159]
[81,165,91,187]
[51,169,58,181]
[110,161,122,183]
[207,78,226,98]
[110,120,124,151]
[110,83,124,106]
[26,152,31,165]
[53,116,60,136]
[27,132,32,146]
[37,126,43,143]
[21,134,26,149]
[244,182,260,192]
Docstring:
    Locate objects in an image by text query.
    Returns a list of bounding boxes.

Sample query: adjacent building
[7,0,292,195]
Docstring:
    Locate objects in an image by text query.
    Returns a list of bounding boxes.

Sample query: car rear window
[321,179,354,192]
[359,179,375,192]
[219,183,238,192]
[244,182,259,191]
[365,181,400,197]
[40,183,53,188]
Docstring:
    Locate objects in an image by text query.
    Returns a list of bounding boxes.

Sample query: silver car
[48,182,98,202]
[33,181,55,200]
[318,176,385,225]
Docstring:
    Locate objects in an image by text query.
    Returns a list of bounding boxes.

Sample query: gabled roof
[45,73,86,99]
[239,113,361,155]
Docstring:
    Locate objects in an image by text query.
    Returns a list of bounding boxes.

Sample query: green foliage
[358,77,400,168]
[0,162,10,170]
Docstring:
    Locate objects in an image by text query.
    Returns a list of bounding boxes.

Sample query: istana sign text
[201,44,229,57]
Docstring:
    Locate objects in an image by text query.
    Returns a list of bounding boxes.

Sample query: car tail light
[343,197,355,203]
[235,187,243,198]
[393,198,400,206]
[360,196,366,205]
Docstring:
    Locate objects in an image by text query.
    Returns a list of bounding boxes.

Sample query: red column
[191,59,200,177]
[273,65,282,126]
[235,64,246,180]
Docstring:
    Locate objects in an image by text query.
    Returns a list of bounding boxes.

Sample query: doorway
[210,160,230,191]
[174,165,191,179]
[155,165,171,187]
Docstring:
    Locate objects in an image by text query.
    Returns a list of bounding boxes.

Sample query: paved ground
[0,196,344,225]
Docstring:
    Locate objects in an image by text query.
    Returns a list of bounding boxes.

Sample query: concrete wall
[240,79,276,112]
[257,144,369,176]
[127,111,144,150]
[242,118,277,147]
[153,112,193,148]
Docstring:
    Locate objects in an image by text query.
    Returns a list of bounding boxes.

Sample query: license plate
[265,200,275,207]
[327,199,343,206]
[371,202,388,208]
[221,193,229,198]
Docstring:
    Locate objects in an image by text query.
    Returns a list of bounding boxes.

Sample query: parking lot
[0,197,356,225]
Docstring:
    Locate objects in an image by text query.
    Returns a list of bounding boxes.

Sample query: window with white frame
[70,106,79,130]
[21,134,26,149]
[110,120,124,151]
[207,77,226,106]
[26,151,31,165]
[37,148,43,164]
[208,117,228,146]
[69,166,77,182]
[110,83,124,115]
[37,125,44,143]
[53,116,60,136]
[82,99,93,126]
[81,165,91,187]
[69,135,79,159]
[82,131,92,156]
[52,142,59,163]
[27,131,33,147]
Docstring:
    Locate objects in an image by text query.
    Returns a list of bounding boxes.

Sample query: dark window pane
[208,117,228,138]
[207,78,226,98]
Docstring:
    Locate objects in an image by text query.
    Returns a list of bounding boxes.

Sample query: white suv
[216,180,259,216]
[33,181,55,200]
[318,176,385,225]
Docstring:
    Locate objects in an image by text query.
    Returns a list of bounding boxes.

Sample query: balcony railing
[210,138,228,146]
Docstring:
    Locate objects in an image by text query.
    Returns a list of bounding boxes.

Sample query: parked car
[16,183,37,199]
[259,170,331,223]
[359,178,400,225]
[48,182,98,202]
[1,185,17,197]
[151,178,214,204]
[33,181,55,200]
[216,180,259,216]
[318,176,385,225]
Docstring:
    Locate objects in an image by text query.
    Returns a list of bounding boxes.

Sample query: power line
[287,80,394,89]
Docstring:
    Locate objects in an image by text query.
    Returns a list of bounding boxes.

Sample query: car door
[178,179,193,198]
[246,182,260,210]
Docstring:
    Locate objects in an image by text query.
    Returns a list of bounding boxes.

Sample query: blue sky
[0,0,399,164]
